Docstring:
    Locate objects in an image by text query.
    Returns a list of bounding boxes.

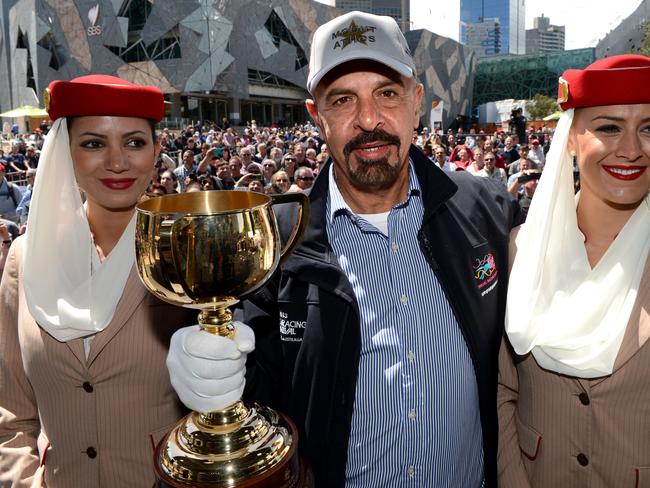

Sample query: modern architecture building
[526,15,565,54]
[473,48,595,106]
[460,0,525,56]
[0,0,472,129]
[335,0,409,31]
[596,0,650,58]
[461,18,501,58]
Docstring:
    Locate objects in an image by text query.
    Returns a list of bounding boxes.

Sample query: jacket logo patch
[473,253,498,296]
[279,310,306,343]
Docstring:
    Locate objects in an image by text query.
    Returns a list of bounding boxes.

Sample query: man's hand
[166,322,255,413]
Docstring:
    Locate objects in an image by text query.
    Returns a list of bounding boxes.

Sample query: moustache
[343,130,401,158]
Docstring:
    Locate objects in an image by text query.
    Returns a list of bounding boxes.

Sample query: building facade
[526,15,565,54]
[460,0,525,56]
[461,18,501,58]
[596,0,649,58]
[1,0,471,129]
[335,0,409,31]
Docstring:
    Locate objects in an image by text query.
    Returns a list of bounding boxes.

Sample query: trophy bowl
[135,190,310,487]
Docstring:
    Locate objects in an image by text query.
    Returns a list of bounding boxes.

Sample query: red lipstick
[602,165,647,181]
[100,178,137,189]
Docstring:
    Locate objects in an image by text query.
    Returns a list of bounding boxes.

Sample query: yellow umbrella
[0,105,49,118]
[542,111,563,121]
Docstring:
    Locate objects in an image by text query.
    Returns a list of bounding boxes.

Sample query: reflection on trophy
[135,190,310,487]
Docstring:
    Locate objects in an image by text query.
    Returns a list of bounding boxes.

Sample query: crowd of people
[0,109,555,259]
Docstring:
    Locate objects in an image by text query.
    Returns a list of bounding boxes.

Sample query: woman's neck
[577,189,641,268]
[87,203,135,261]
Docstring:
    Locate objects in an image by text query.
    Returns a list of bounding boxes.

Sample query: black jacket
[238,146,523,488]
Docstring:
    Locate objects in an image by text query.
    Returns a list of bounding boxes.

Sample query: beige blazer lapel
[591,254,650,386]
[65,338,87,366]
[86,266,147,366]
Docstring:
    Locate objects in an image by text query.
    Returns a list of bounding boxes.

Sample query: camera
[517,172,541,183]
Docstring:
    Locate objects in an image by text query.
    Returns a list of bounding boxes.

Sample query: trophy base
[157,457,313,488]
[154,402,312,487]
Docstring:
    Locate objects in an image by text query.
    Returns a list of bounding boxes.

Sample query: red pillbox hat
[45,74,164,122]
[558,54,650,110]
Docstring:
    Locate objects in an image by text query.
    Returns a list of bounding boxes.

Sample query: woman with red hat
[499,54,650,486]
[0,75,194,487]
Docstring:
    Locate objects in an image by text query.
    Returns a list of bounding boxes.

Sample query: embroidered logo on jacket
[279,310,306,342]
[473,253,499,296]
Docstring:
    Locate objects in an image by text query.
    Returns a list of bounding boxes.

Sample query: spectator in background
[0,164,22,222]
[174,150,198,191]
[212,160,235,190]
[501,136,519,168]
[293,142,307,167]
[453,147,473,171]
[261,159,277,186]
[247,179,265,193]
[239,146,254,169]
[466,147,485,175]
[281,154,297,182]
[477,151,507,186]
[160,170,179,194]
[0,219,17,277]
[16,168,36,225]
[269,170,290,194]
[305,148,318,168]
[269,147,283,167]
[432,145,456,172]
[528,138,545,168]
[290,166,315,192]
[508,145,536,176]
[228,156,243,180]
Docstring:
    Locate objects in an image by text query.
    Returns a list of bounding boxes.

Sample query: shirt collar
[327,159,421,224]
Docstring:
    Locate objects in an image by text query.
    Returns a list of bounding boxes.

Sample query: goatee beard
[343,129,402,190]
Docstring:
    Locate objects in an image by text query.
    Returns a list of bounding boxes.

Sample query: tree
[526,94,560,120]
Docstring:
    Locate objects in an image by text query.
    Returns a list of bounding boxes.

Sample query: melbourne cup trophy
[135,190,310,487]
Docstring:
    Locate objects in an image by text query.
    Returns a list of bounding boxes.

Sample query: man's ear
[413,83,424,129]
[306,99,321,128]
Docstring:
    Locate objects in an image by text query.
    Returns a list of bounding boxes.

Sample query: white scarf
[506,109,650,378]
[23,118,135,342]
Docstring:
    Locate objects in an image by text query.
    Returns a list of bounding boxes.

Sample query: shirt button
[578,392,590,405]
[406,465,415,477]
[577,453,588,466]
[86,446,97,459]
[391,242,399,253]
[408,409,417,421]
[400,294,409,305]
[82,382,94,393]
[407,350,415,362]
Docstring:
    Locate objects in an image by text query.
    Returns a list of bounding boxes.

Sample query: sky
[316,0,645,50]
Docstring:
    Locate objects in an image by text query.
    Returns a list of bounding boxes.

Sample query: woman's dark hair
[66,116,158,142]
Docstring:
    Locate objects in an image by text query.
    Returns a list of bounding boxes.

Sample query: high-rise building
[460,0,525,56]
[526,15,565,54]
[461,18,501,58]
[335,0,410,31]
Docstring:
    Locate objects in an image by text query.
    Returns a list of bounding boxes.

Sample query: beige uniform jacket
[0,238,195,487]
[498,239,650,488]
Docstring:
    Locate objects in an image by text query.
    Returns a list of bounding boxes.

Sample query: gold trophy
[135,190,310,487]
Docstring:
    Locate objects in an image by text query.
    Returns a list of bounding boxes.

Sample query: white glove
[166,322,255,413]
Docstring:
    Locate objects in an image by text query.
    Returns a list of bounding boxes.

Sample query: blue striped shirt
[326,163,484,487]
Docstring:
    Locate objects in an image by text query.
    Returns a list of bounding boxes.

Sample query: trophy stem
[198,307,235,337]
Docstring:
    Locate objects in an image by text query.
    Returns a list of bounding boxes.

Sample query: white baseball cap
[307,11,416,94]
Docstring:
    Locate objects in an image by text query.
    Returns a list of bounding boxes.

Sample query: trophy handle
[269,192,310,262]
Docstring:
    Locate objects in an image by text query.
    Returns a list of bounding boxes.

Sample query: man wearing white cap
[166,11,521,488]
